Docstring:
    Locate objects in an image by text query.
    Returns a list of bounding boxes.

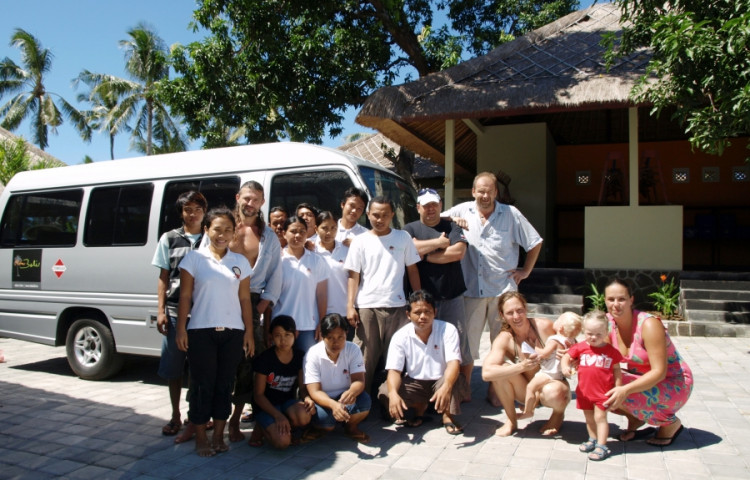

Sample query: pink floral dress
[608,310,693,426]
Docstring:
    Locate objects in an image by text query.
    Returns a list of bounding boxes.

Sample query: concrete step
[527,302,583,316]
[682,309,750,324]
[523,292,583,305]
[520,283,585,295]
[680,279,750,291]
[681,289,750,301]
[683,299,750,312]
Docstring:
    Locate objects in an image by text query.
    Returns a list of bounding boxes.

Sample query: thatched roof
[0,126,65,167]
[338,132,445,179]
[356,3,654,172]
[0,126,66,193]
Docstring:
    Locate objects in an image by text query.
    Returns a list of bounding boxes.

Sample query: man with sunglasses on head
[442,172,543,406]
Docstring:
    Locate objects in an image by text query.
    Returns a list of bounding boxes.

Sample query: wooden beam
[462,118,484,137]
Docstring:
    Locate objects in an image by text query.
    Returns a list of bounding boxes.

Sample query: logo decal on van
[12,249,42,289]
[52,259,67,278]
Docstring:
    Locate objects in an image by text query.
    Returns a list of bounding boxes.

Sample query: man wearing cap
[442,172,543,405]
[404,188,474,398]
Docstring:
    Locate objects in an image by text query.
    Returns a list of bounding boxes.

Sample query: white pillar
[629,107,639,207]
[445,119,455,207]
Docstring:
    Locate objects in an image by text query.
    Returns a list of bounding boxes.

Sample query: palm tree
[74,70,131,160]
[102,23,186,156]
[0,29,90,150]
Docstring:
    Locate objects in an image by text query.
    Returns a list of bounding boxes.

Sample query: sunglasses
[418,188,438,196]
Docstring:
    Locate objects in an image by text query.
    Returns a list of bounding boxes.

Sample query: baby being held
[517,311,582,420]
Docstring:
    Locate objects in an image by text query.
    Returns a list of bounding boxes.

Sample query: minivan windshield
[359,166,418,229]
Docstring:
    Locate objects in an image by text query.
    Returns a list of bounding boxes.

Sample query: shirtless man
[226,181,282,442]
[481,292,570,437]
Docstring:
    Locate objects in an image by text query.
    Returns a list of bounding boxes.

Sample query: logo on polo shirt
[232,266,241,278]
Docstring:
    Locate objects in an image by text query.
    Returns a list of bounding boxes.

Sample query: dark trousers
[186,328,245,425]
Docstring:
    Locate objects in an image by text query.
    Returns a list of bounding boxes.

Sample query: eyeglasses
[418,188,438,196]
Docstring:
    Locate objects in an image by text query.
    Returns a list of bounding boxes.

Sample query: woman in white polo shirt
[273,215,328,353]
[304,313,371,443]
[176,207,254,457]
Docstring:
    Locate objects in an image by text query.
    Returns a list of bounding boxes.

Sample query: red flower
[660,274,667,282]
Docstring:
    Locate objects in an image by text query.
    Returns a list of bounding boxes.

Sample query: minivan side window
[0,189,83,247]
[158,176,240,237]
[270,171,354,219]
[85,184,154,246]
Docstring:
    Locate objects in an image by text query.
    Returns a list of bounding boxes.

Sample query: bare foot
[517,410,533,420]
[195,440,216,457]
[540,411,563,436]
[539,420,561,436]
[175,421,196,444]
[495,422,516,437]
[228,421,245,442]
[619,418,646,442]
[212,437,230,453]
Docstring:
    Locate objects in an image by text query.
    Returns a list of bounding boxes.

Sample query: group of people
[152,172,693,460]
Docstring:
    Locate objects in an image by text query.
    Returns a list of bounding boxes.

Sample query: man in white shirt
[345,196,421,393]
[379,290,469,435]
[335,187,369,246]
[443,172,543,406]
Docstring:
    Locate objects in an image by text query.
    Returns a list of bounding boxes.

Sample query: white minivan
[0,142,417,379]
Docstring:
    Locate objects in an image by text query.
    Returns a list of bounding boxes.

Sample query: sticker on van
[12,249,42,289]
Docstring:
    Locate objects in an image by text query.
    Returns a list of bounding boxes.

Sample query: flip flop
[345,430,371,443]
[647,424,684,447]
[162,420,181,436]
[406,416,425,428]
[298,427,325,444]
[619,426,656,442]
[443,422,463,435]
[241,410,254,423]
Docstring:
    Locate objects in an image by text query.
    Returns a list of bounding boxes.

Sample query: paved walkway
[0,333,748,479]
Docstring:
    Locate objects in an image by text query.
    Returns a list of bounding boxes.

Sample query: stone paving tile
[2,335,750,479]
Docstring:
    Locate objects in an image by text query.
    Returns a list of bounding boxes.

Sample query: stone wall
[584,269,681,313]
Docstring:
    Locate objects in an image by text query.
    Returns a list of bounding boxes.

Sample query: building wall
[477,123,553,261]
[557,139,750,269]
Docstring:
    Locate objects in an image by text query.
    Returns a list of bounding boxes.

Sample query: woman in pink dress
[602,278,693,446]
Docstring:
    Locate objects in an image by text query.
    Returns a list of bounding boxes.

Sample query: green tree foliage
[78,24,186,157]
[0,136,30,185]
[0,135,60,185]
[164,0,578,146]
[74,70,129,160]
[610,0,750,155]
[446,0,581,56]
[0,29,90,151]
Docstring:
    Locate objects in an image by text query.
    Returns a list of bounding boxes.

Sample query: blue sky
[1,0,594,165]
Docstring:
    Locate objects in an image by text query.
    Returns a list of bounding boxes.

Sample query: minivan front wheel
[65,318,123,380]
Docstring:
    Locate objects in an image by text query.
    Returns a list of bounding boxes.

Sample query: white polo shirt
[315,240,349,315]
[385,320,461,381]
[344,229,420,308]
[335,219,368,244]
[304,341,365,398]
[273,248,329,331]
[179,249,252,330]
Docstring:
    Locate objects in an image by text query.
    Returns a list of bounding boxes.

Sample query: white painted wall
[585,205,683,269]
[477,123,552,260]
